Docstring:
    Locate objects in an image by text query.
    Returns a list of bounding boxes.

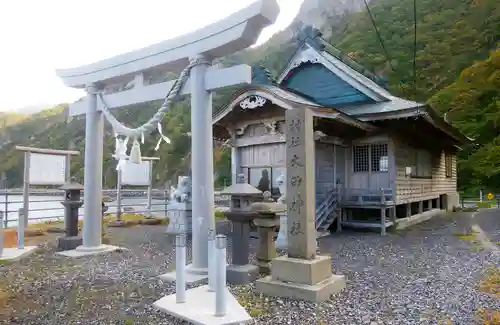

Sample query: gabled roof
[277,26,393,103]
[212,84,377,132]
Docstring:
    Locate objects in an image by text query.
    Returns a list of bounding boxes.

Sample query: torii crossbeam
[55,0,279,273]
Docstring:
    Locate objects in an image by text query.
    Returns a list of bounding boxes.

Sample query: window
[353,145,369,172]
[445,154,453,178]
[410,149,432,178]
[371,144,389,172]
[353,143,389,173]
[245,167,285,198]
[248,167,271,192]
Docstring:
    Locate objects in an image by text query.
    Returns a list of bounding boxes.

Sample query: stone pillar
[189,55,215,273]
[79,84,105,251]
[418,201,424,214]
[256,107,346,302]
[406,203,411,218]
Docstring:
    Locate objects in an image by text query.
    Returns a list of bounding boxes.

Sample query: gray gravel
[0,215,498,325]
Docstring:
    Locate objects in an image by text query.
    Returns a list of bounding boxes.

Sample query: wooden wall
[282,63,372,106]
[239,143,286,167]
[393,139,458,204]
[347,135,392,191]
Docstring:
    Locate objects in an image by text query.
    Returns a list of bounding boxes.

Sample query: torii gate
[55,0,279,272]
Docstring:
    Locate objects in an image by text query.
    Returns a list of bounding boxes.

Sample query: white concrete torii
[55,0,279,272]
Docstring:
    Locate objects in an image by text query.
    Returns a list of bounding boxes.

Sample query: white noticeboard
[121,161,150,186]
[28,153,67,185]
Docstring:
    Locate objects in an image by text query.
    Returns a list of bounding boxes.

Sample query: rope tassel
[155,122,171,151]
[114,135,129,171]
[129,138,142,164]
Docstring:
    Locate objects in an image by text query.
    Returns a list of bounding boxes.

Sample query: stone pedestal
[225,212,259,285]
[256,255,346,302]
[165,202,192,235]
[57,236,83,251]
[254,217,279,274]
[275,212,288,250]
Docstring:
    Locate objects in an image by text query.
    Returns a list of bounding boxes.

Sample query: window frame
[410,149,433,179]
[353,143,389,173]
[445,153,453,178]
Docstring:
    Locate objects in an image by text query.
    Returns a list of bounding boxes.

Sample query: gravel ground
[0,215,498,325]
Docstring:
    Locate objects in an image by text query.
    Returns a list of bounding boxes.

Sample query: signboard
[121,161,150,186]
[28,153,66,185]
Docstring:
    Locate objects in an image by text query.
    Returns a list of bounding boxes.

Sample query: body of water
[0,195,167,228]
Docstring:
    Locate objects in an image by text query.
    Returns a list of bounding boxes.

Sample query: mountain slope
[429,49,500,192]
[0,0,499,190]
[326,0,500,100]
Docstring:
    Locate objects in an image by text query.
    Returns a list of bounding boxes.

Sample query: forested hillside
[429,49,500,193]
[0,0,499,191]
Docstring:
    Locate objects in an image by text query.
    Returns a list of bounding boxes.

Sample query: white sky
[0,0,303,111]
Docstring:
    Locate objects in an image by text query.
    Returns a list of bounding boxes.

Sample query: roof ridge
[296,25,388,89]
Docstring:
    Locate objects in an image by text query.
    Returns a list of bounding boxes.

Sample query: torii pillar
[55,0,279,268]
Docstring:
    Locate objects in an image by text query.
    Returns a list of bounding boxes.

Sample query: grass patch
[214,211,226,220]
[234,286,270,318]
[455,231,479,242]
[476,308,500,325]
[455,231,485,252]
[478,267,500,297]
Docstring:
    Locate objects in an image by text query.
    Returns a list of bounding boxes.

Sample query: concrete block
[271,255,332,285]
[256,274,346,302]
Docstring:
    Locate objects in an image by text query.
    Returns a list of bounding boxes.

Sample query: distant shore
[0,189,168,198]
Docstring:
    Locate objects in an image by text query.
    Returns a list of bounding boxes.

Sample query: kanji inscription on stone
[285,107,316,260]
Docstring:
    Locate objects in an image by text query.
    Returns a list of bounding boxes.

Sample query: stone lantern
[250,191,286,273]
[221,173,262,285]
[57,181,84,251]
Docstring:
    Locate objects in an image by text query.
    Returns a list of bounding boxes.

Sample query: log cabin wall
[393,138,458,205]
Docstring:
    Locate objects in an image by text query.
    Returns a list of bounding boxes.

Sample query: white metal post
[175,234,187,303]
[147,160,153,217]
[208,229,216,291]
[215,234,227,317]
[22,152,30,228]
[17,208,24,249]
[190,56,215,271]
[81,84,105,250]
[0,211,4,256]
[116,169,122,221]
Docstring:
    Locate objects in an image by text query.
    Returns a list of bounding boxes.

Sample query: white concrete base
[153,285,252,325]
[0,246,38,261]
[56,244,125,257]
[159,263,209,284]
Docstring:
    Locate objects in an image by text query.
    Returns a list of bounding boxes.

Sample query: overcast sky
[0,0,303,111]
